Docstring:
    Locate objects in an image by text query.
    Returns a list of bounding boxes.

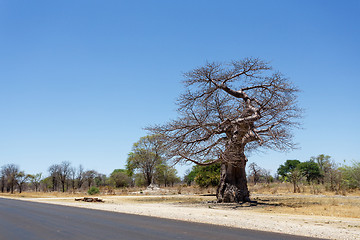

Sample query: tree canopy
[126,135,165,186]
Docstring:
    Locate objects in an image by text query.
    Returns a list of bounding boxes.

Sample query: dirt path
[7,195,360,240]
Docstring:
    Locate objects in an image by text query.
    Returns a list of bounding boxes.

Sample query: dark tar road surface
[0,198,325,240]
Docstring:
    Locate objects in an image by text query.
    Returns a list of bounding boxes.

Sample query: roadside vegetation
[1,137,360,221]
[1,154,359,197]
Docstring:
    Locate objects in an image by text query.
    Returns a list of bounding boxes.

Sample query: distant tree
[28,173,42,192]
[299,160,321,184]
[311,154,331,184]
[149,58,302,202]
[277,160,301,179]
[325,161,343,192]
[76,165,85,189]
[248,163,273,184]
[0,170,5,193]
[16,171,29,193]
[2,164,19,194]
[349,161,360,188]
[69,167,76,192]
[134,173,147,187]
[126,135,165,186]
[277,160,302,193]
[155,164,180,187]
[248,162,262,185]
[41,177,53,192]
[183,168,198,186]
[58,161,71,192]
[341,161,360,189]
[83,170,97,189]
[289,168,303,193]
[48,164,60,191]
[262,170,274,184]
[109,169,131,188]
[168,170,181,187]
[94,173,107,187]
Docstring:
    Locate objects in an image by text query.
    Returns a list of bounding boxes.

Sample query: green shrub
[88,186,100,195]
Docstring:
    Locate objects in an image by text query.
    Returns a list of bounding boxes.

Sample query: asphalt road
[0,198,324,240]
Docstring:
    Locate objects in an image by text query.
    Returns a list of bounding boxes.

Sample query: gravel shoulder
[4,195,359,240]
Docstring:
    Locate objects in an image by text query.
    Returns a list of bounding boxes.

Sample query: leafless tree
[248,162,262,185]
[149,58,301,202]
[1,164,19,194]
[77,165,85,190]
[69,167,76,192]
[57,161,71,192]
[83,170,97,189]
[48,164,60,191]
[0,171,5,193]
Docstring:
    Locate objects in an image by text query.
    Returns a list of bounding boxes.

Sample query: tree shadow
[207,199,282,209]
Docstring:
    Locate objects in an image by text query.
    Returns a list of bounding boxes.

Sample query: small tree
[88,186,99,195]
[341,161,360,189]
[58,161,71,192]
[28,173,42,192]
[77,165,85,190]
[83,170,97,189]
[288,168,303,193]
[311,154,331,184]
[185,162,221,188]
[16,171,29,193]
[94,173,107,187]
[248,162,262,185]
[194,163,221,188]
[277,160,302,193]
[183,168,198,186]
[2,164,19,194]
[155,164,180,187]
[109,169,131,188]
[126,135,165,186]
[0,171,5,193]
[299,160,321,184]
[134,173,147,187]
[48,164,60,191]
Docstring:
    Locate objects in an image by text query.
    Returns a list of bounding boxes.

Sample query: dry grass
[0,191,83,198]
[249,194,360,218]
[248,182,360,196]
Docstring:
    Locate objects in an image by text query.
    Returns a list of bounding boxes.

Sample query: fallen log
[75,197,104,203]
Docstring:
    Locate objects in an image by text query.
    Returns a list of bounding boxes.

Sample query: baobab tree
[149,58,301,202]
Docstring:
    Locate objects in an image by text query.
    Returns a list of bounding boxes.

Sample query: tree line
[0,151,180,194]
[0,134,185,195]
[0,162,107,194]
[183,154,360,194]
[276,154,360,193]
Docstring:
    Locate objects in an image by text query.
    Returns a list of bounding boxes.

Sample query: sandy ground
[6,195,359,240]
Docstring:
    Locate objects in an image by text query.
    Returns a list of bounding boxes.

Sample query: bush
[88,186,100,195]
[194,163,221,188]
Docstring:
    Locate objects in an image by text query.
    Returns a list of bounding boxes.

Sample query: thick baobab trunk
[216,149,250,203]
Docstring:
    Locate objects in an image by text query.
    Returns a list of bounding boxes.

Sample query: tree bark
[216,149,250,203]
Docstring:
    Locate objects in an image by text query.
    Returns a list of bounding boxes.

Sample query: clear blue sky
[1,0,359,177]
